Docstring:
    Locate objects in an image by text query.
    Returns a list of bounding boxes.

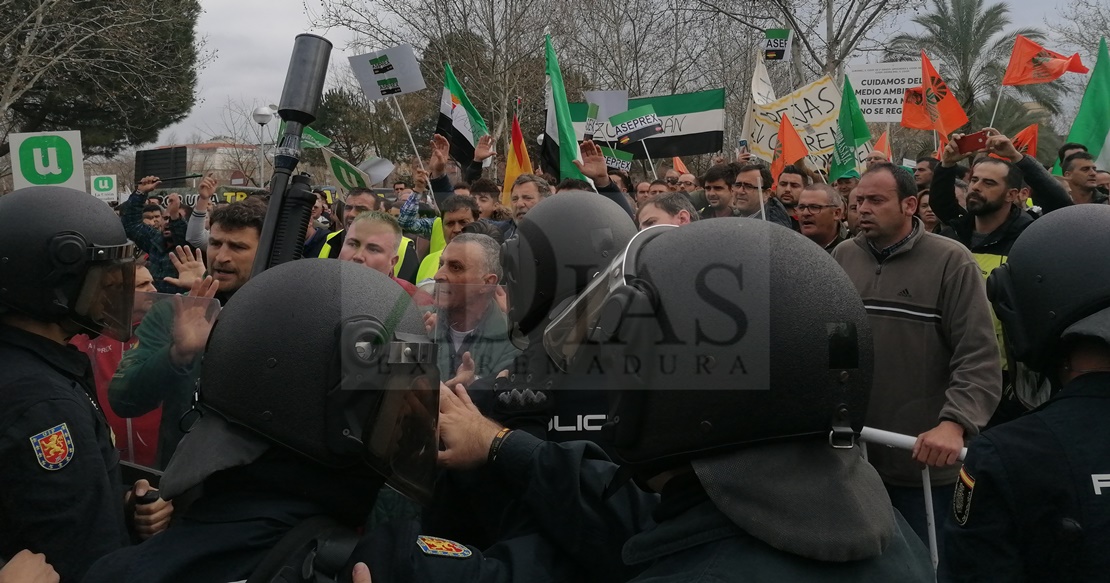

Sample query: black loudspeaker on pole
[251,33,333,277]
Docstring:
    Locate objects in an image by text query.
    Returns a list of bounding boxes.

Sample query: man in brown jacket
[832,163,1002,554]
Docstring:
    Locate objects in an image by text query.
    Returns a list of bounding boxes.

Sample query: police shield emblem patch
[30,423,74,470]
[953,467,976,525]
[416,535,472,559]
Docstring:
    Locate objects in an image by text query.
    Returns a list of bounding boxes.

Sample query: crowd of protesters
[3,119,1110,582]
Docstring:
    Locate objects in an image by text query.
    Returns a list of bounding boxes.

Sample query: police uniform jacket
[942,372,1110,582]
[0,325,129,582]
[623,475,935,583]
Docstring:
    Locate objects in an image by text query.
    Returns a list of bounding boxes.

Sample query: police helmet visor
[72,243,137,341]
[543,225,677,371]
[339,322,440,506]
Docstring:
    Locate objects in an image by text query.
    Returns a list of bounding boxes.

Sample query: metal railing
[859,426,968,571]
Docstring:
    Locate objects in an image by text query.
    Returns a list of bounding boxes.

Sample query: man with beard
[930,130,1071,262]
[929,129,1072,426]
[776,164,807,230]
[109,198,268,469]
[120,176,189,293]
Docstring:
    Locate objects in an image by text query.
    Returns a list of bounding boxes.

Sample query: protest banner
[764,29,792,61]
[848,61,922,123]
[601,147,634,173]
[610,105,665,145]
[569,88,725,159]
[349,44,426,101]
[583,90,629,140]
[322,148,372,193]
[746,76,840,166]
[10,131,86,191]
[90,175,118,204]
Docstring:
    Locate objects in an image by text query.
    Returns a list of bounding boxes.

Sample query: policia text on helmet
[542,217,935,577]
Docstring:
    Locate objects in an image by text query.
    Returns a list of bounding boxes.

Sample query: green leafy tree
[1,0,203,158]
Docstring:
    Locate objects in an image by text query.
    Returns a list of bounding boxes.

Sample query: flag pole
[885,122,892,160]
[390,95,434,203]
[642,140,658,179]
[988,87,1005,129]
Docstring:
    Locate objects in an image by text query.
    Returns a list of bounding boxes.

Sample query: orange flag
[672,156,689,175]
[921,51,969,136]
[770,114,809,182]
[1003,35,1088,86]
[502,114,533,205]
[1011,124,1038,158]
[935,132,949,160]
[901,87,933,130]
[873,131,891,158]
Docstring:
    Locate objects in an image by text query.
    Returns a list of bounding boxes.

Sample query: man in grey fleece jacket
[832,163,1002,551]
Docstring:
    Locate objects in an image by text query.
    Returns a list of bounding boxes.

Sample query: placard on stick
[349,44,426,101]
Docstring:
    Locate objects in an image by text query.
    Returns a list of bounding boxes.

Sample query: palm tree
[884,0,1064,127]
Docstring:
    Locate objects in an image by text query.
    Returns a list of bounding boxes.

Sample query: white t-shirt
[449,327,474,351]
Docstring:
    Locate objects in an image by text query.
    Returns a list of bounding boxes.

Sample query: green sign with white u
[322,148,371,193]
[10,131,86,191]
[90,175,118,203]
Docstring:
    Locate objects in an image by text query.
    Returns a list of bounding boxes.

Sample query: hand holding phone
[956,131,988,154]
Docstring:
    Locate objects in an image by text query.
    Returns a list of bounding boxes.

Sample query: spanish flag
[1002,35,1087,86]
[770,114,808,182]
[502,114,533,205]
[922,51,968,136]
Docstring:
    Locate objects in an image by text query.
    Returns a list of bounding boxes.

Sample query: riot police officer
[543,218,935,580]
[943,204,1110,581]
[0,186,170,581]
[83,259,439,582]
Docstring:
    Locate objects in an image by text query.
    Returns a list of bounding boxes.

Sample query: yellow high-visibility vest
[417,250,442,283]
[319,230,412,278]
[429,217,446,254]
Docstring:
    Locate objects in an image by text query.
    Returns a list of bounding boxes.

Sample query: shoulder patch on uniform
[416,535,472,559]
[30,423,75,470]
[953,466,976,525]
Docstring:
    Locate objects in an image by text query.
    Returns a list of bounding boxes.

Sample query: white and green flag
[1058,37,1110,172]
[322,148,371,194]
[541,35,587,180]
[435,62,489,165]
[569,89,725,159]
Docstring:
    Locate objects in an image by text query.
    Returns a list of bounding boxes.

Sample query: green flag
[830,75,871,182]
[541,35,586,181]
[1056,37,1110,174]
[277,120,332,149]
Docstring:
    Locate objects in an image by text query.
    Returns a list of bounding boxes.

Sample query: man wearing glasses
[663,168,681,191]
[796,183,845,252]
[731,164,794,228]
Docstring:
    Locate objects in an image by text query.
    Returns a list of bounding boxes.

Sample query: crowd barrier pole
[858,426,968,572]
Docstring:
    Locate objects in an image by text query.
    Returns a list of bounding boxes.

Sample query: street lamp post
[252,106,274,187]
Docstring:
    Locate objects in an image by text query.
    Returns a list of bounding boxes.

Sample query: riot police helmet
[988,204,1110,374]
[160,259,439,504]
[502,191,637,337]
[544,217,873,469]
[0,186,136,340]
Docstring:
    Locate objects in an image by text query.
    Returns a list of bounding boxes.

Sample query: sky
[156,0,1061,147]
